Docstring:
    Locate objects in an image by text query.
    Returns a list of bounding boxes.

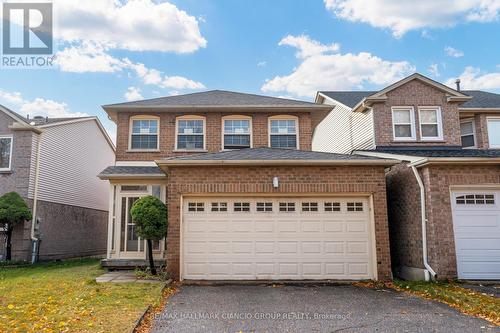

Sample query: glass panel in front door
[125,197,143,252]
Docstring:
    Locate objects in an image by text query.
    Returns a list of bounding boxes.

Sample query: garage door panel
[452,190,500,280]
[183,197,374,280]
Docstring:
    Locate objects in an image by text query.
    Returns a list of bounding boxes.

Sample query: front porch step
[101,259,166,270]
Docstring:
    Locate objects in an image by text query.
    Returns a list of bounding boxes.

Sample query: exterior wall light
[273,176,279,188]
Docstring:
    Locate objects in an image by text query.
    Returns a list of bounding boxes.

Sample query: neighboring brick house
[0,106,115,261]
[314,73,500,280]
[98,90,398,281]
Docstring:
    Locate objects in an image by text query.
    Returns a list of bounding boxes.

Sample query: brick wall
[165,165,392,280]
[0,111,35,198]
[372,79,462,147]
[387,163,500,279]
[115,111,313,161]
[473,113,490,149]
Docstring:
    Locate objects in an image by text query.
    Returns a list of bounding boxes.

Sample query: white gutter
[410,165,437,281]
[31,131,43,263]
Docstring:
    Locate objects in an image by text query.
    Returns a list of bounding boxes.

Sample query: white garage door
[182,196,375,280]
[451,190,500,280]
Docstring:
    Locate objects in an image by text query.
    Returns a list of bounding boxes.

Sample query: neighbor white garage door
[451,190,500,280]
[182,196,375,280]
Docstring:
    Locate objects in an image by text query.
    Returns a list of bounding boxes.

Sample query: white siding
[312,101,375,154]
[34,120,115,211]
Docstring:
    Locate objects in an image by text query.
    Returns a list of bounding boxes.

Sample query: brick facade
[387,163,500,279]
[165,165,393,280]
[372,79,462,147]
[115,111,313,161]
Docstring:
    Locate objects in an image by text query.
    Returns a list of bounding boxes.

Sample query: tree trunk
[147,239,156,275]
[5,224,13,261]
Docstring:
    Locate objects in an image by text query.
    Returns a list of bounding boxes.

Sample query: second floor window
[0,135,13,171]
[269,117,298,149]
[460,120,475,148]
[392,107,415,140]
[130,118,158,150]
[487,117,500,148]
[176,117,205,150]
[223,118,251,149]
[419,107,443,140]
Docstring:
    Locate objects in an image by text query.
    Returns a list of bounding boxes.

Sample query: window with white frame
[419,107,443,140]
[392,107,415,140]
[269,117,298,149]
[176,116,205,150]
[0,135,13,171]
[487,118,500,148]
[223,117,251,149]
[460,119,476,148]
[130,118,159,150]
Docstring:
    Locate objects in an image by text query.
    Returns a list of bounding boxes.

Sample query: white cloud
[261,35,414,97]
[55,44,205,90]
[257,61,267,67]
[444,46,464,58]
[0,89,88,118]
[324,0,500,37]
[56,0,206,53]
[124,87,144,101]
[278,35,340,59]
[428,63,440,77]
[446,66,500,90]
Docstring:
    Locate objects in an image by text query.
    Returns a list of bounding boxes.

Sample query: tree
[0,192,32,261]
[130,195,167,275]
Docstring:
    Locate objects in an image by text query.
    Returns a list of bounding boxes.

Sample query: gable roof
[155,147,398,166]
[318,73,473,112]
[103,90,324,109]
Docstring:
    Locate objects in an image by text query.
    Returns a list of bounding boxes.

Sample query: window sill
[126,149,160,153]
[173,149,208,153]
[0,170,12,174]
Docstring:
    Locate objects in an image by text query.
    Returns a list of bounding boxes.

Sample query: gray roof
[104,90,323,108]
[373,146,500,158]
[461,90,500,108]
[319,91,375,108]
[1,104,92,126]
[161,147,384,161]
[319,90,500,109]
[98,166,165,178]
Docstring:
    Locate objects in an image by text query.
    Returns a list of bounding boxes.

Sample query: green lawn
[0,258,164,333]
[392,280,500,326]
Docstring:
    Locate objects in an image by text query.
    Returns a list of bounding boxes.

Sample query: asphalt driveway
[151,284,497,333]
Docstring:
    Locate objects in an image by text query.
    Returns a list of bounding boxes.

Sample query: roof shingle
[372,146,500,158]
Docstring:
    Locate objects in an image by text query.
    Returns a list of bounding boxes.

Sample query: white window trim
[487,116,500,149]
[268,115,299,149]
[418,106,443,141]
[0,135,13,172]
[221,115,253,150]
[391,107,416,141]
[175,115,207,151]
[460,118,476,149]
[128,115,160,151]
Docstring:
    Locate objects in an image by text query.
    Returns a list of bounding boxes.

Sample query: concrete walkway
[95,270,162,283]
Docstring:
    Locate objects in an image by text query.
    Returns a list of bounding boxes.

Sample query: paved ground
[95,270,162,283]
[151,284,497,333]
[461,283,500,298]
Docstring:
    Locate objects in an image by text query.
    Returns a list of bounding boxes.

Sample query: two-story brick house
[314,73,500,280]
[98,90,398,281]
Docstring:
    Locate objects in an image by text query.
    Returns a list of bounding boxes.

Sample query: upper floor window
[269,116,298,149]
[130,117,159,150]
[460,119,476,148]
[487,117,500,149]
[0,135,13,171]
[223,116,251,150]
[418,107,443,140]
[392,107,416,141]
[176,116,205,150]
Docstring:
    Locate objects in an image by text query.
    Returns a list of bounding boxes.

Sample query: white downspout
[31,131,42,263]
[411,165,437,280]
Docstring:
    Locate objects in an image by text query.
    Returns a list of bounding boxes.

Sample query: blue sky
[1,0,500,140]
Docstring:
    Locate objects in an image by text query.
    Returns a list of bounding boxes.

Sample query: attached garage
[451,189,500,280]
[181,196,376,280]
